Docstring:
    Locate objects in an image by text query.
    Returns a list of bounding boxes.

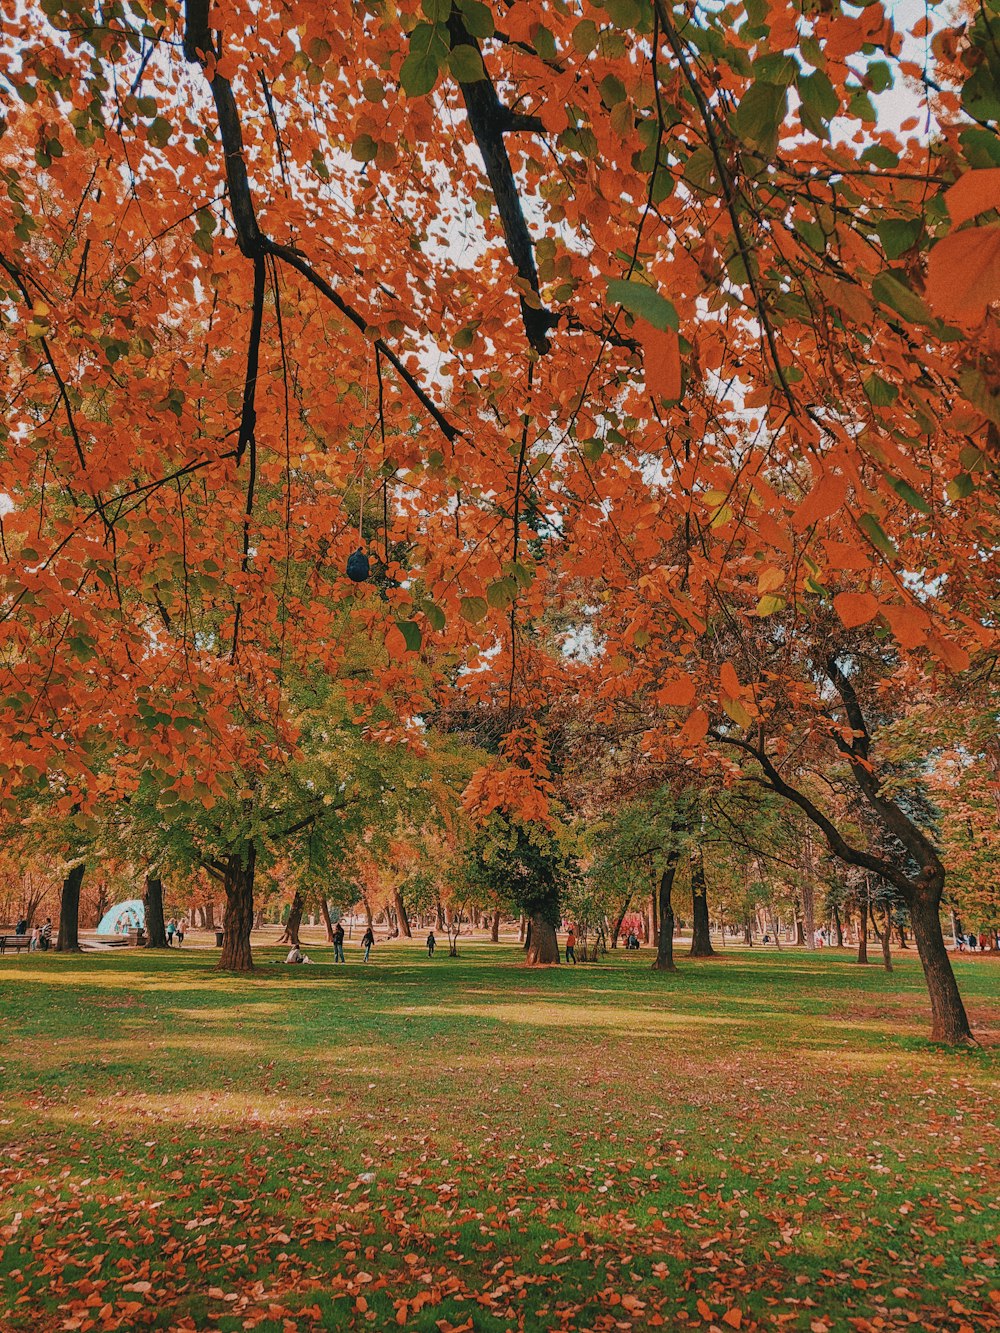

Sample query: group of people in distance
[285,920,387,966]
[166,918,186,946]
[957,931,996,951]
[12,917,53,950]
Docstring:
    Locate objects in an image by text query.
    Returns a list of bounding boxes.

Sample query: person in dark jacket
[333,920,345,964]
[361,926,374,962]
[426,930,436,957]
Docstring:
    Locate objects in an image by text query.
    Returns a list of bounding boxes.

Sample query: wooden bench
[0,933,33,955]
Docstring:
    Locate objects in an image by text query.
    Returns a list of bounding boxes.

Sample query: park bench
[0,933,32,955]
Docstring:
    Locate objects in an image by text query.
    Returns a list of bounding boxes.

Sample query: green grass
[1,944,998,1332]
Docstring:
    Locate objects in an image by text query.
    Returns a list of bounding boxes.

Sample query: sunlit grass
[1,943,998,1331]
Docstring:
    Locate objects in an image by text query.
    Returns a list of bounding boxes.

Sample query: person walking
[174,919,185,947]
[40,917,52,951]
[333,920,346,964]
[29,926,40,952]
[166,918,176,946]
[361,925,374,962]
[565,926,577,965]
[426,930,436,958]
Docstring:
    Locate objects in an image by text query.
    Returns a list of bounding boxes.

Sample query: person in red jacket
[565,927,577,965]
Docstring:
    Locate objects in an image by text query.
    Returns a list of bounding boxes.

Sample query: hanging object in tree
[347,548,370,582]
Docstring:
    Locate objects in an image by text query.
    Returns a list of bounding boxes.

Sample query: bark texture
[524,913,559,965]
[56,862,85,952]
[219,847,255,972]
[144,874,168,948]
[689,854,714,957]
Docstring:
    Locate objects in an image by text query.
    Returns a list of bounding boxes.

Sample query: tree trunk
[362,894,373,929]
[871,903,893,972]
[525,913,559,965]
[909,888,974,1044]
[611,890,633,949]
[518,913,525,943]
[56,862,85,952]
[857,899,869,964]
[896,921,907,950]
[689,854,714,957]
[219,847,255,972]
[490,907,500,943]
[144,874,168,948]
[280,891,304,946]
[652,861,679,972]
[393,887,412,937]
[436,898,445,932]
[743,917,752,945]
[320,896,336,942]
[832,902,843,948]
[523,918,531,953]
[649,882,659,947]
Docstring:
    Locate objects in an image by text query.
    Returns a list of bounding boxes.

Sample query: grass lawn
[1,943,998,1332]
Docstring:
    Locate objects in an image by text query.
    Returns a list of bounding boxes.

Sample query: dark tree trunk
[525,913,559,965]
[144,875,168,948]
[652,861,679,972]
[743,917,752,945]
[203,900,215,930]
[320,896,336,942]
[393,888,412,938]
[280,891,304,946]
[219,847,255,972]
[523,918,531,952]
[56,862,85,952]
[491,907,500,943]
[689,854,714,957]
[363,894,373,929]
[909,887,974,1044]
[832,902,843,947]
[896,922,907,949]
[649,883,659,947]
[436,898,445,932]
[857,900,869,964]
[611,891,633,948]
[794,914,805,946]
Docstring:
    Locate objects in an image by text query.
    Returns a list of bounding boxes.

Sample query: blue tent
[97,899,145,935]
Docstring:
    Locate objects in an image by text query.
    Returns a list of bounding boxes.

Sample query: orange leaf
[720,660,740,697]
[696,1298,713,1321]
[679,707,709,745]
[657,674,697,707]
[881,601,930,650]
[833,591,879,628]
[722,1310,743,1330]
[944,169,1000,228]
[792,471,848,532]
[639,322,681,401]
[925,224,1000,324]
[927,633,970,674]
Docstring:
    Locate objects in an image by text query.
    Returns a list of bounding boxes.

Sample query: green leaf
[886,475,932,515]
[868,61,893,93]
[606,277,678,330]
[875,218,921,259]
[448,44,486,82]
[399,23,449,97]
[422,601,446,632]
[860,144,900,169]
[351,134,378,162]
[859,512,897,558]
[946,473,975,500]
[862,373,898,407]
[581,437,605,461]
[147,116,173,148]
[572,18,600,53]
[421,0,451,19]
[486,578,517,610]
[394,619,423,653]
[458,0,494,38]
[459,596,488,623]
[797,70,838,123]
[871,271,933,326]
[732,81,787,157]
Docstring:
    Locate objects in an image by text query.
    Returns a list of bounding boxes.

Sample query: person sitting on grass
[361,925,375,962]
[285,945,312,964]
